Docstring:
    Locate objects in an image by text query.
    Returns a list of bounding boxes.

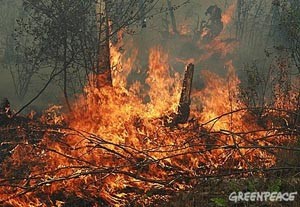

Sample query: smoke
[0,0,294,113]
[120,0,238,90]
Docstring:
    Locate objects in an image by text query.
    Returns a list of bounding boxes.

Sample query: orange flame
[146,46,182,116]
[0,15,298,206]
[222,4,236,29]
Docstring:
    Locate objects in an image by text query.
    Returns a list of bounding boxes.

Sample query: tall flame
[0,6,298,205]
[146,46,182,116]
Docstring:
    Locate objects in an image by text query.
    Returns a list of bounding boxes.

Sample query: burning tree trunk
[177,63,194,122]
[165,63,194,126]
[96,0,113,88]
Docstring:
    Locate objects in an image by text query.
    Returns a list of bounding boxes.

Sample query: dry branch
[0,105,299,206]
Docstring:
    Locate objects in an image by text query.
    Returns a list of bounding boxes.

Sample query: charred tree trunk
[98,16,112,87]
[96,0,112,88]
[164,64,194,126]
[176,63,194,123]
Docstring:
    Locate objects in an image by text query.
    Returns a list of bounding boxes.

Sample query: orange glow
[178,21,193,36]
[202,38,238,60]
[222,4,236,29]
[111,32,139,89]
[146,46,182,116]
[192,61,242,131]
[0,12,298,206]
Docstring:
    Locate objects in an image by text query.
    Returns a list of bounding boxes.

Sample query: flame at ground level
[0,45,298,207]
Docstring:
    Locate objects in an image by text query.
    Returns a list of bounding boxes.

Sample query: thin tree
[14,0,160,114]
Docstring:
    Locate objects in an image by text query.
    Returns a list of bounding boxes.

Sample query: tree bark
[63,28,72,112]
[164,63,194,126]
[96,0,113,88]
[166,0,178,34]
[176,63,194,123]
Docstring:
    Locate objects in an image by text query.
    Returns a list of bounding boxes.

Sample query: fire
[146,46,182,116]
[1,45,297,206]
[178,19,194,36]
[222,4,236,29]
[111,32,138,89]
[0,11,298,206]
[192,61,242,131]
[197,38,239,63]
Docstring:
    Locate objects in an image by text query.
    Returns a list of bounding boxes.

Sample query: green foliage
[210,197,227,207]
[284,5,300,37]
[268,179,282,192]
[13,0,100,100]
[246,179,258,192]
[12,0,161,101]
[228,180,240,192]
[280,2,300,72]
[17,0,99,69]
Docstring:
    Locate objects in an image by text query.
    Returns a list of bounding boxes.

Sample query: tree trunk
[164,64,194,126]
[166,0,178,34]
[176,63,194,123]
[63,34,72,112]
[95,0,113,88]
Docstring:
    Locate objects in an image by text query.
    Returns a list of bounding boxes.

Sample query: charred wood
[164,63,194,126]
[96,0,113,88]
[177,63,194,123]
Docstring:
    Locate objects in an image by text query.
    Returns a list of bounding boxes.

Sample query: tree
[15,0,100,110]
[281,1,300,72]
[13,0,160,113]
